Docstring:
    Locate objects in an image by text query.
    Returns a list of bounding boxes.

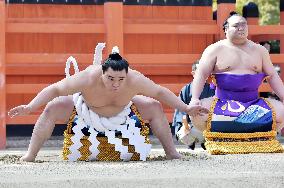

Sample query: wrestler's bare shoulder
[66,65,101,90]
[81,65,101,81]
[212,39,238,49]
[252,41,269,52]
[85,64,101,73]
[127,69,147,84]
[203,40,226,53]
[213,39,227,46]
[241,40,269,57]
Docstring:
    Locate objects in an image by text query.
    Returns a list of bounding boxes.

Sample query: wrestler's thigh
[131,95,163,121]
[45,95,74,123]
[265,98,284,124]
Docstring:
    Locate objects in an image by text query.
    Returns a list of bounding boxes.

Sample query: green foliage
[213,0,217,11]
[236,0,279,25]
[236,0,280,52]
[213,0,279,25]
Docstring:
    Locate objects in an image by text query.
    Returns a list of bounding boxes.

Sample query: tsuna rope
[93,43,106,66]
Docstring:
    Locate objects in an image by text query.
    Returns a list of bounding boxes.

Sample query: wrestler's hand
[187,99,209,117]
[185,104,209,117]
[8,105,32,118]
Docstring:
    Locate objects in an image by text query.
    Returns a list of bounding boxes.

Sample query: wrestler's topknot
[229,11,238,16]
[109,53,123,61]
[102,52,129,73]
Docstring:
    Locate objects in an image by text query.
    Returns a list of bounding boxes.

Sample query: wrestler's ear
[224,25,229,33]
[222,22,228,34]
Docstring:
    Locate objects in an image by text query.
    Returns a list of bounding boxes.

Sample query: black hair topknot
[229,11,238,16]
[102,53,129,74]
[109,53,122,61]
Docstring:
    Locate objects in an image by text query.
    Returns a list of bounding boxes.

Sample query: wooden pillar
[217,0,236,40]
[281,0,284,81]
[104,0,124,56]
[0,0,6,149]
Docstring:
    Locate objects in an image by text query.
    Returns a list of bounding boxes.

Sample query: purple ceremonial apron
[211,73,272,133]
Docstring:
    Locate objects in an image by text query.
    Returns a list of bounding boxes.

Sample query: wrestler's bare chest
[215,45,262,74]
[81,88,136,117]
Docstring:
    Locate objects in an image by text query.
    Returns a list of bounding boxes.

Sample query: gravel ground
[0,136,284,188]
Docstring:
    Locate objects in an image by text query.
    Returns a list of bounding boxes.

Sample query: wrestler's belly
[88,105,126,118]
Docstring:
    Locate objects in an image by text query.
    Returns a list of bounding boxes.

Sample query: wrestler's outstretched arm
[261,46,284,103]
[8,66,95,118]
[132,71,209,116]
[190,45,217,107]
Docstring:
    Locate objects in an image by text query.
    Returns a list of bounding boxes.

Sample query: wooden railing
[0,1,283,148]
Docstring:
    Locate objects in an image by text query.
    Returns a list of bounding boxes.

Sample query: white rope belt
[65,43,151,161]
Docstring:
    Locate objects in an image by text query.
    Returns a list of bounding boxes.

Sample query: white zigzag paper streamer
[117,118,151,161]
[87,128,100,161]
[68,117,85,161]
[128,118,152,161]
[104,130,133,161]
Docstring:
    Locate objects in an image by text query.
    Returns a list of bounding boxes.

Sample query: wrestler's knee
[149,99,163,112]
[146,99,164,117]
[44,100,60,117]
[275,105,284,132]
[43,97,73,121]
[268,98,284,123]
[277,103,284,122]
[132,96,165,122]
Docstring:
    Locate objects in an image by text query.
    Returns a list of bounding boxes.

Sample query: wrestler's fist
[8,105,32,118]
